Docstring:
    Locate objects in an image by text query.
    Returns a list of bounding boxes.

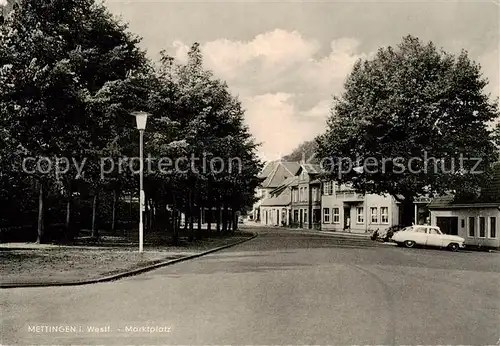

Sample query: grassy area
[0,231,253,285]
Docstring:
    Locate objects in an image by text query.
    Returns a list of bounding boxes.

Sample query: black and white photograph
[0,0,499,344]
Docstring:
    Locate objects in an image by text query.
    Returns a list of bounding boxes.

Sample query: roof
[258,161,278,179]
[261,161,301,188]
[281,161,301,175]
[269,176,298,194]
[260,192,291,207]
[301,163,322,174]
[428,162,500,209]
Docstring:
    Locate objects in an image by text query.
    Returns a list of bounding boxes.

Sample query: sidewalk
[0,232,256,288]
[241,223,371,239]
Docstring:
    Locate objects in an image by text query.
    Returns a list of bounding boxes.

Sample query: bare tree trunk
[64,179,73,243]
[216,203,221,233]
[150,199,155,231]
[111,188,118,234]
[172,194,179,245]
[129,192,133,218]
[91,193,99,239]
[197,206,202,233]
[207,204,212,233]
[222,203,228,233]
[144,197,148,232]
[227,208,233,232]
[233,209,238,231]
[188,189,195,241]
[36,181,44,244]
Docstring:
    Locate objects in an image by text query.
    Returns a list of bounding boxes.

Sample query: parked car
[391,225,465,251]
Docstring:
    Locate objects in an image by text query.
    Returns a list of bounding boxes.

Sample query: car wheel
[447,243,459,252]
[404,240,416,248]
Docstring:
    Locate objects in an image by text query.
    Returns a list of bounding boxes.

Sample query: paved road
[1,228,499,345]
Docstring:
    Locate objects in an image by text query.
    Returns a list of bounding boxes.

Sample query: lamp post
[132,111,149,253]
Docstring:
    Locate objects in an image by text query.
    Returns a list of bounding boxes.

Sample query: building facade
[321,182,431,233]
[429,204,499,248]
[259,177,296,226]
[428,162,500,248]
[250,161,301,222]
[320,182,399,233]
[290,164,322,229]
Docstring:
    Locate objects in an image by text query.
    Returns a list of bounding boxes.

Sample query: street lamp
[132,111,149,253]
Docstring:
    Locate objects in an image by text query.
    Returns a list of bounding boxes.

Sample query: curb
[284,229,371,239]
[0,233,257,289]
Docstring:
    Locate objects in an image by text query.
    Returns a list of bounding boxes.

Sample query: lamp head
[132,111,149,130]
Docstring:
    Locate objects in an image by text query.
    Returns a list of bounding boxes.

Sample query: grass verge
[0,231,253,285]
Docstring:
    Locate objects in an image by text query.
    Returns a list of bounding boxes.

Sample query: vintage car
[391,225,465,251]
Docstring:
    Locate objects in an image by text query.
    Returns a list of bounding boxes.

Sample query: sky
[105,0,499,161]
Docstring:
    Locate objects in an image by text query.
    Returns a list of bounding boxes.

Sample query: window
[468,217,475,237]
[293,210,299,223]
[333,208,340,224]
[323,182,330,195]
[323,181,334,195]
[429,228,440,235]
[304,209,308,224]
[414,227,427,233]
[312,187,317,201]
[461,219,465,228]
[356,207,364,223]
[323,208,330,223]
[479,217,486,238]
[303,187,308,201]
[490,217,497,238]
[381,207,389,224]
[370,207,378,223]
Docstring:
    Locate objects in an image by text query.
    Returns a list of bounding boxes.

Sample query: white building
[250,161,301,223]
[428,164,500,249]
[320,182,430,234]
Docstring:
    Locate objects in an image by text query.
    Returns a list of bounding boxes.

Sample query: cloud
[477,44,499,99]
[171,29,369,159]
[242,93,327,161]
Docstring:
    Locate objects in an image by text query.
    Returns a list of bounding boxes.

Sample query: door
[411,226,428,245]
[299,209,303,227]
[343,206,351,230]
[426,227,443,247]
[276,210,280,226]
[436,217,458,235]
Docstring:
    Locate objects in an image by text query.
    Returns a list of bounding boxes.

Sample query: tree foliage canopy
[316,35,499,211]
[0,1,261,242]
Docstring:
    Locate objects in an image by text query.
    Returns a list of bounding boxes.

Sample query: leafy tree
[0,0,149,242]
[316,35,499,226]
[147,43,262,242]
[282,140,318,162]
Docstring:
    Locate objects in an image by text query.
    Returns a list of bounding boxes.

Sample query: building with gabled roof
[259,176,298,226]
[250,161,301,222]
[428,163,500,248]
[289,164,322,229]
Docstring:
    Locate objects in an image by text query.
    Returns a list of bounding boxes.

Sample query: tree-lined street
[0,0,261,245]
[1,228,498,345]
[1,1,499,345]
